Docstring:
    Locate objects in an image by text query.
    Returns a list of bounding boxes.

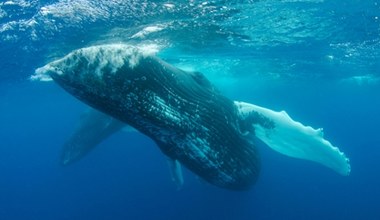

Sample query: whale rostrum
[34,44,350,190]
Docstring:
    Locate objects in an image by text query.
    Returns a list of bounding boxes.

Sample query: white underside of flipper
[235,101,351,176]
[167,158,184,190]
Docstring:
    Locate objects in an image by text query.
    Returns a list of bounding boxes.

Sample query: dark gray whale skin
[42,46,260,190]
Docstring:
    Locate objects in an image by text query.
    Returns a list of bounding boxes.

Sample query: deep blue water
[1,0,380,219]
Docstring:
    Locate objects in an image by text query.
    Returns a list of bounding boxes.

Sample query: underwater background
[0,0,379,219]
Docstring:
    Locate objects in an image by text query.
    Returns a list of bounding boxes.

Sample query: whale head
[34,44,153,100]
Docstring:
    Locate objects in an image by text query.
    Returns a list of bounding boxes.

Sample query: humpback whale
[34,44,350,190]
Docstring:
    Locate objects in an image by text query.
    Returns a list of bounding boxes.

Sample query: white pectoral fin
[235,101,351,176]
[167,158,184,190]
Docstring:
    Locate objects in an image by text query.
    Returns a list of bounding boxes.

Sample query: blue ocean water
[1,0,379,219]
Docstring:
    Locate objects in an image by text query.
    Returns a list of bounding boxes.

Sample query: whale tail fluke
[235,101,351,176]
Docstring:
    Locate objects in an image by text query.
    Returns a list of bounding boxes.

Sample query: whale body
[37,44,260,190]
[35,44,350,190]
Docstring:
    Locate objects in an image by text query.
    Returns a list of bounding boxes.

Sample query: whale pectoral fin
[235,101,351,176]
[167,158,184,190]
[61,108,125,165]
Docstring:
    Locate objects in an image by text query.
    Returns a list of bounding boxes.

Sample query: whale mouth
[31,65,55,82]
[32,62,65,82]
